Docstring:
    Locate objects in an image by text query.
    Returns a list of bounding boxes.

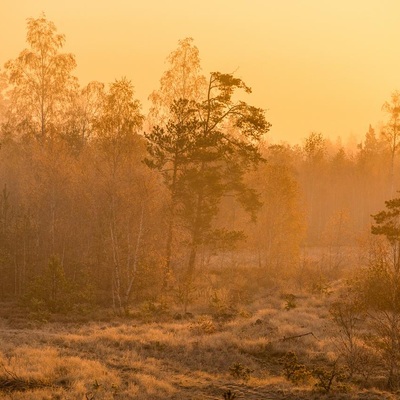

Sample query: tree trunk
[163,151,179,289]
[124,204,144,314]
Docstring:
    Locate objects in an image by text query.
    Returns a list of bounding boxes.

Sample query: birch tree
[382,91,400,197]
[148,37,206,126]
[93,78,145,313]
[4,14,77,142]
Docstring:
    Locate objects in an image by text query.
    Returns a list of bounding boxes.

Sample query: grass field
[0,285,396,400]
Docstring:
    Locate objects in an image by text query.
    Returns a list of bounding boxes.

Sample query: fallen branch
[0,376,51,392]
[0,366,51,393]
[280,331,318,341]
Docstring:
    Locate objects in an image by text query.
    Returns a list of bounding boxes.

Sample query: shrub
[279,352,310,383]
[312,359,348,393]
[191,315,216,335]
[283,293,297,310]
[25,256,94,314]
[229,362,253,381]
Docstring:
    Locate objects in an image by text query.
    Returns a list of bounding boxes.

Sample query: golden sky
[2,0,400,144]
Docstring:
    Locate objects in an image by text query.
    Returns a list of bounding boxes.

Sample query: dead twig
[280,331,318,341]
[0,365,51,393]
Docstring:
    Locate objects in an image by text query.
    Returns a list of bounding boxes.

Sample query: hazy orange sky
[2,0,400,144]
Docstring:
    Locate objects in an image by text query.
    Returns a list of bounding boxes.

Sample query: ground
[0,291,396,399]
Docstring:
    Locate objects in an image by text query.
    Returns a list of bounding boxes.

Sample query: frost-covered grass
[0,287,395,399]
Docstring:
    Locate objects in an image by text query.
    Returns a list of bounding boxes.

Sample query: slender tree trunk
[164,215,174,287]
[110,217,122,313]
[163,151,179,289]
[183,184,204,312]
[124,204,144,313]
[387,313,399,390]
[14,255,18,296]
[390,145,395,199]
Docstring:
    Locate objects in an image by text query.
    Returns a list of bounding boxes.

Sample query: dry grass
[0,288,395,399]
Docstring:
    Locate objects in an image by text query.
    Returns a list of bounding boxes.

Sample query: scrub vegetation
[1,15,400,399]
